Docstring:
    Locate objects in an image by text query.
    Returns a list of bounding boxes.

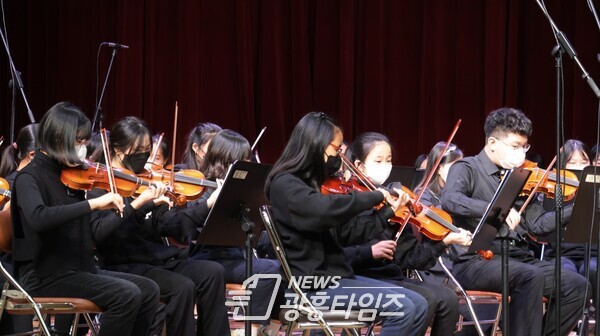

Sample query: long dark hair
[199,130,250,180]
[348,132,392,164]
[37,102,91,165]
[109,116,151,157]
[560,139,590,169]
[0,124,38,177]
[182,122,222,170]
[266,112,341,193]
[415,141,463,196]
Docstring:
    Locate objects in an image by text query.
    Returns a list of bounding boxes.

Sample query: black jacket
[268,173,384,283]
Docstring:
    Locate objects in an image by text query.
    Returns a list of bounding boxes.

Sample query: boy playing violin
[440,107,590,336]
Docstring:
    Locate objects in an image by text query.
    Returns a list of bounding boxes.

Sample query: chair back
[258,205,335,336]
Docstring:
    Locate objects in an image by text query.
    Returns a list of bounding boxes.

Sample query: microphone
[102,42,129,49]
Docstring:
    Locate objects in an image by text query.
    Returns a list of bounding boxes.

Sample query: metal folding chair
[259,205,376,336]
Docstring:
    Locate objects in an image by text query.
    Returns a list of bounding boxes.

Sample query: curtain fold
[1,0,599,165]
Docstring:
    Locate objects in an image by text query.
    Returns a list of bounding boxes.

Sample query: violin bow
[149,132,165,164]
[169,102,178,189]
[518,155,557,215]
[0,136,4,148]
[393,119,462,242]
[251,127,266,163]
[251,127,266,151]
[100,128,122,217]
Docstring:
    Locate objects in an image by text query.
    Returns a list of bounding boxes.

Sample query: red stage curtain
[1,0,599,165]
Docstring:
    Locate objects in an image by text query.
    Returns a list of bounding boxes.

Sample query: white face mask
[364,162,392,186]
[75,144,87,162]
[495,149,525,169]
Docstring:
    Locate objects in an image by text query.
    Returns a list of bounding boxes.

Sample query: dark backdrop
[1,0,600,165]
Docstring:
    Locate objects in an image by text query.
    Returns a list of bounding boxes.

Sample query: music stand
[196,160,272,336]
[467,167,532,336]
[562,166,600,333]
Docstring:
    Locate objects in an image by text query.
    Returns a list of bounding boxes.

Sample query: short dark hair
[37,102,91,165]
[266,112,341,193]
[348,132,392,165]
[484,107,532,139]
[0,123,38,177]
[182,122,222,170]
[109,116,151,157]
[199,129,250,180]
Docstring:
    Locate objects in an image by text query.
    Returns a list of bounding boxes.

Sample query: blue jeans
[304,276,428,336]
[562,256,597,307]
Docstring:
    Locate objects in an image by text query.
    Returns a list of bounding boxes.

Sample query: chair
[259,205,375,336]
[436,257,502,335]
[0,211,102,336]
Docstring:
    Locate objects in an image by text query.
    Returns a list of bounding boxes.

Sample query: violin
[0,177,10,209]
[60,161,166,198]
[321,173,368,195]
[326,153,462,242]
[519,160,579,202]
[136,167,218,203]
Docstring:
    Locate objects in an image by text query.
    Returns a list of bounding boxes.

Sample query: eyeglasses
[494,137,531,153]
[328,142,343,155]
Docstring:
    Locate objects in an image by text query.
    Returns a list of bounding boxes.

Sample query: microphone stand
[91,46,119,133]
[0,21,35,143]
[534,2,600,336]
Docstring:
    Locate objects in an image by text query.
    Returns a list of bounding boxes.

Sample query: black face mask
[325,154,342,176]
[123,151,151,174]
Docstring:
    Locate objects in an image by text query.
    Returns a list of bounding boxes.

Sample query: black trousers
[19,264,160,336]
[211,258,281,325]
[386,278,459,336]
[453,254,591,336]
[140,259,230,336]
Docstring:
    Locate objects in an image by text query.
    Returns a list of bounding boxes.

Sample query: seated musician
[12,103,160,336]
[440,107,590,336]
[266,112,429,336]
[334,133,471,336]
[186,129,281,333]
[524,139,597,314]
[89,116,230,336]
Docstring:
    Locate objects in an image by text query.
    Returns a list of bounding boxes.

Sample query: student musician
[90,116,230,336]
[11,102,160,336]
[440,107,590,336]
[524,139,597,309]
[338,133,471,336]
[150,134,171,167]
[179,122,222,170]
[0,123,38,334]
[265,112,428,336]
[187,129,280,332]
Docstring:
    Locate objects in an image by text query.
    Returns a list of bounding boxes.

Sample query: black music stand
[562,166,600,334]
[196,161,272,336]
[467,167,532,336]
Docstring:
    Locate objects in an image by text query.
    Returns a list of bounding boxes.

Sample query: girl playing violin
[11,102,160,336]
[180,122,222,170]
[150,133,171,167]
[265,112,428,336]
[0,123,37,334]
[524,139,597,312]
[187,129,281,332]
[89,116,230,336]
[414,141,464,208]
[338,133,471,336]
